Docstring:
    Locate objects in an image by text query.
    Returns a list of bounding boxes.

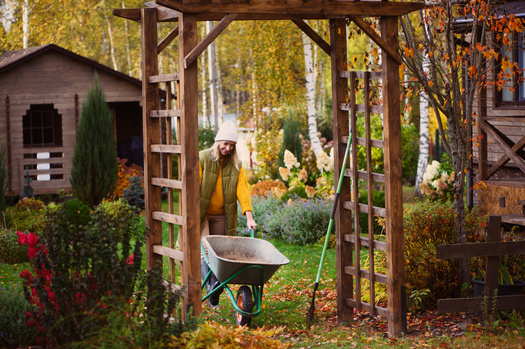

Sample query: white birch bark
[302,26,322,157]
[23,0,29,48]
[206,21,219,126]
[414,60,431,196]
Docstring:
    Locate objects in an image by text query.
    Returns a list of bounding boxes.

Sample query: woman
[199,120,257,307]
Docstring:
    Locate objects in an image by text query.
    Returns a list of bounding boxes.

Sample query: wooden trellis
[114,0,424,337]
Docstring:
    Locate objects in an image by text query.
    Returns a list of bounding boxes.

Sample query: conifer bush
[70,74,118,207]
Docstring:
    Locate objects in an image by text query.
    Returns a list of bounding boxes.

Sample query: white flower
[283,150,300,170]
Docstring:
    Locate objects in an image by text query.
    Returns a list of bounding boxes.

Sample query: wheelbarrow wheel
[235,286,254,326]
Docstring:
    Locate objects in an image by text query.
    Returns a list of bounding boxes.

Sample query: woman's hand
[245,211,257,231]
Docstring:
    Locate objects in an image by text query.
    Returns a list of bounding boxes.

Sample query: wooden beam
[184,13,238,68]
[331,18,354,325]
[141,8,164,271]
[480,121,525,174]
[381,15,405,338]
[348,16,403,65]
[155,0,425,17]
[158,25,179,54]
[437,240,525,259]
[179,11,202,316]
[113,8,141,22]
[291,19,331,56]
[488,135,525,178]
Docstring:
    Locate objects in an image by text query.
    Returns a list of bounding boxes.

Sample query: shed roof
[0,44,142,87]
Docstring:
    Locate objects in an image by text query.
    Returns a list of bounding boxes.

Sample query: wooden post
[179,12,202,316]
[380,16,406,337]
[331,18,353,324]
[142,8,163,270]
[484,215,501,315]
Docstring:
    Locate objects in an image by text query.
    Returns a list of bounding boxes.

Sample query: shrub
[18,201,144,346]
[250,196,331,245]
[403,200,485,310]
[0,283,39,347]
[123,175,145,210]
[167,322,291,349]
[71,74,118,207]
[95,199,140,243]
[63,198,92,226]
[5,198,46,233]
[237,195,283,236]
[0,143,7,216]
[0,229,29,264]
[249,179,286,198]
[112,158,144,199]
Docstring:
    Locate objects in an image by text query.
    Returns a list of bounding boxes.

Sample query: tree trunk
[207,21,219,126]
[414,61,430,196]
[23,0,29,48]
[302,25,322,157]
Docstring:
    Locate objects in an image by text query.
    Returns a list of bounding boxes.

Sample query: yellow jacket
[199,159,252,215]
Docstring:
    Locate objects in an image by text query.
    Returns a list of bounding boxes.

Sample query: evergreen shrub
[123,175,145,210]
[63,198,91,226]
[5,198,46,233]
[403,200,485,310]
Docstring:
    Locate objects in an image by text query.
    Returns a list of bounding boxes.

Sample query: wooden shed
[0,44,143,196]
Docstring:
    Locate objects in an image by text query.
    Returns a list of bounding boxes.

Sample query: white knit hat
[215,120,238,143]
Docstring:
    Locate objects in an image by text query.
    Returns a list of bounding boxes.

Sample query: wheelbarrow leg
[201,259,223,308]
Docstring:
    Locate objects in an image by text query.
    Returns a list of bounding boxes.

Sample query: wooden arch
[114,0,424,338]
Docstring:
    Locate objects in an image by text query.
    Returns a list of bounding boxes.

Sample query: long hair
[210,141,240,170]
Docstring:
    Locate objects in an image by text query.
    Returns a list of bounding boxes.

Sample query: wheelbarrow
[201,231,289,326]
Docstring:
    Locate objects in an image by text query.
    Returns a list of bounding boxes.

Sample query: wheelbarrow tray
[202,235,289,285]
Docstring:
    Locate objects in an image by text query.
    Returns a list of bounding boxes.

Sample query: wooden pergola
[114,0,424,338]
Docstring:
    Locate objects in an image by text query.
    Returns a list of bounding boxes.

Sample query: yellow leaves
[501,56,513,72]
[403,46,414,59]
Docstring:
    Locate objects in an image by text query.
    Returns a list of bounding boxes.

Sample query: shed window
[23,104,63,147]
[496,31,525,107]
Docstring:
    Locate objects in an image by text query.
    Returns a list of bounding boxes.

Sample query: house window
[23,104,63,147]
[497,31,525,106]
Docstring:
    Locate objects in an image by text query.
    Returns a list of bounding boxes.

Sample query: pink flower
[126,253,135,265]
[17,231,27,245]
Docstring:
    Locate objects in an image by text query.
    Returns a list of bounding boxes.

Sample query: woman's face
[218,141,236,158]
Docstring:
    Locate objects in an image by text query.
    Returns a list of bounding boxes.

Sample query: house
[0,44,143,196]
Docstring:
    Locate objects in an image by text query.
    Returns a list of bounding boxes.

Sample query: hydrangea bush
[419,160,455,201]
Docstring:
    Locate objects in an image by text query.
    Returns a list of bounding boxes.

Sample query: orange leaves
[404,46,414,59]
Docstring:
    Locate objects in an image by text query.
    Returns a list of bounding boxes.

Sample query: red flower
[20,269,33,280]
[27,247,38,260]
[27,232,38,247]
[75,292,85,304]
[126,253,135,265]
[17,231,27,245]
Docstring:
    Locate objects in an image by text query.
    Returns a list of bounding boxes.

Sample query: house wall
[0,50,142,196]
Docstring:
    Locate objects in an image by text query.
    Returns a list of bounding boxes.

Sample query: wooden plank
[151,109,181,117]
[344,266,388,285]
[340,71,382,80]
[179,11,202,316]
[345,298,389,318]
[356,136,384,149]
[343,201,386,218]
[344,234,387,251]
[158,26,179,54]
[151,144,182,154]
[340,103,383,114]
[345,169,385,183]
[152,211,183,225]
[153,244,184,261]
[149,73,180,83]
[487,135,525,178]
[350,71,362,312]
[438,295,525,314]
[437,240,525,259]
[291,19,330,56]
[331,18,354,324]
[501,214,525,225]
[381,15,405,337]
[151,177,183,189]
[156,0,425,17]
[480,121,525,174]
[142,7,164,271]
[184,13,238,69]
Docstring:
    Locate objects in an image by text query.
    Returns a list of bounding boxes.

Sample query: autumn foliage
[112,157,144,199]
